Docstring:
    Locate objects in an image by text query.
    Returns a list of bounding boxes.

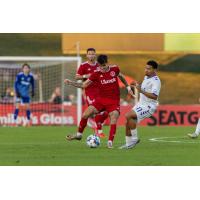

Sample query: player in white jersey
[119,60,161,149]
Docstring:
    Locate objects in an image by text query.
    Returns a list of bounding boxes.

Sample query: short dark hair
[147,60,158,69]
[97,54,108,65]
[87,48,96,53]
[22,63,31,69]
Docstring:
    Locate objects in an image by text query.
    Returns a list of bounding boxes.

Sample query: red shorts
[92,97,120,114]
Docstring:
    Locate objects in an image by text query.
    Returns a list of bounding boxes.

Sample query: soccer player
[64,54,134,148]
[188,119,200,138]
[76,48,108,138]
[119,60,161,149]
[13,63,35,126]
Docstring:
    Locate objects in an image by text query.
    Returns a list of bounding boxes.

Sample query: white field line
[149,136,200,144]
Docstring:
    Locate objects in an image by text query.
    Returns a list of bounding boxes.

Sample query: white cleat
[187,133,199,139]
[119,139,140,149]
[107,140,113,149]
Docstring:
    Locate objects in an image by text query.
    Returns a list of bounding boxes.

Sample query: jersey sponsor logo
[100,78,116,85]
[110,71,116,77]
[21,81,30,86]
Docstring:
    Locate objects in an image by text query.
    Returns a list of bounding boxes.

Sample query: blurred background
[1,33,200,104]
[0,33,199,126]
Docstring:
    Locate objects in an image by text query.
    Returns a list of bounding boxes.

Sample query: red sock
[95,112,108,130]
[109,124,117,141]
[78,118,88,133]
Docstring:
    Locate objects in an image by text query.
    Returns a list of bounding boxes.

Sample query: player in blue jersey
[13,63,35,126]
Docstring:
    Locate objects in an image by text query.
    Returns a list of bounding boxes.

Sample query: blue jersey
[14,72,35,98]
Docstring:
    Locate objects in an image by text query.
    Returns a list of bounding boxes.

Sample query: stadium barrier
[0,104,199,126]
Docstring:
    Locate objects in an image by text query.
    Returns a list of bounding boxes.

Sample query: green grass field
[0,126,199,166]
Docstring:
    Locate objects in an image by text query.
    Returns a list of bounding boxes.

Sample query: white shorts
[132,103,157,123]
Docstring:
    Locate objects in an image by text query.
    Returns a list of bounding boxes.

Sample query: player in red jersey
[64,54,134,148]
[76,48,108,138]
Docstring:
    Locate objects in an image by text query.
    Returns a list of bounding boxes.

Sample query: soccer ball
[86,135,100,148]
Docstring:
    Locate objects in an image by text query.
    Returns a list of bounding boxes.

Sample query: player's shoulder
[152,75,161,84]
[110,65,120,72]
[80,61,90,67]
[110,64,119,69]
[79,62,87,68]
[153,75,160,81]
[17,72,23,76]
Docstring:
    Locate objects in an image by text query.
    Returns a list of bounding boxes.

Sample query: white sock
[97,130,103,134]
[126,136,133,146]
[130,128,138,141]
[125,129,138,146]
[195,118,200,135]
[77,132,82,137]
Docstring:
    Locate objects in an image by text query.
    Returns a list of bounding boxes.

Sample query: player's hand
[64,79,72,85]
[126,86,136,98]
[135,83,142,92]
[130,80,136,86]
[83,74,90,79]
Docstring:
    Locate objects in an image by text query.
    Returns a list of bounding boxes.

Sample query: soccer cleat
[66,134,82,141]
[119,139,140,149]
[187,133,199,139]
[107,140,113,149]
[95,132,106,138]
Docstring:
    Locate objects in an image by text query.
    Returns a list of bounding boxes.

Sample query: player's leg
[107,110,120,148]
[13,102,20,125]
[188,118,200,138]
[24,103,31,126]
[22,97,31,127]
[119,110,140,149]
[13,95,22,126]
[94,111,108,138]
[66,105,99,141]
[86,95,108,138]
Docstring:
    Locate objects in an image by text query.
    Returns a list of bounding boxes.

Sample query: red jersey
[89,65,120,100]
[76,61,99,98]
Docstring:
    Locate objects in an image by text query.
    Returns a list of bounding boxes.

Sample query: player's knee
[82,113,90,119]
[125,112,137,120]
[110,113,118,124]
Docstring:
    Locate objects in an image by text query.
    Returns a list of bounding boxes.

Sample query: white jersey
[139,75,161,106]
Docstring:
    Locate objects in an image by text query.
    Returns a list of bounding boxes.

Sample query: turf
[0,126,199,166]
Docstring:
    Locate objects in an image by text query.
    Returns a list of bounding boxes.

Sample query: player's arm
[118,72,135,98]
[64,79,92,89]
[133,83,158,100]
[75,74,91,80]
[30,75,35,97]
[14,75,20,97]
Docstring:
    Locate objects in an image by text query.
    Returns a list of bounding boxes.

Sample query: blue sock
[14,109,19,120]
[26,110,31,120]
